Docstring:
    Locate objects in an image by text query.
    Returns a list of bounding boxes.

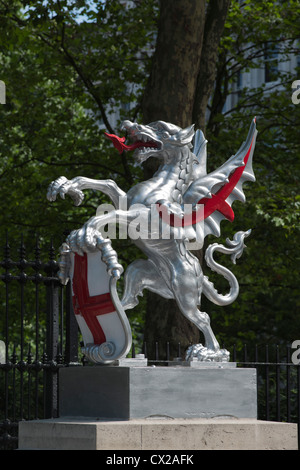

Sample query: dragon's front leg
[47,176,126,207]
[66,207,150,255]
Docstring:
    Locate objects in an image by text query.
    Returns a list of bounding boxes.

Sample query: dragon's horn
[174,124,195,145]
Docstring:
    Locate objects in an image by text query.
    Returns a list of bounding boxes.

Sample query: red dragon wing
[183,118,257,242]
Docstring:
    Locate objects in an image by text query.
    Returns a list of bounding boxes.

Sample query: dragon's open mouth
[105,132,160,155]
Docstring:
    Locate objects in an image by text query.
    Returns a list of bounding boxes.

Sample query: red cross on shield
[59,243,132,364]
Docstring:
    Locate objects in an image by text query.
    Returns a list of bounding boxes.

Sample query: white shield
[58,241,132,364]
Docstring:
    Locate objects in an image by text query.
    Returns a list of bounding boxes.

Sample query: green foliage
[0,0,158,245]
[0,0,299,349]
[204,0,300,347]
[0,0,158,344]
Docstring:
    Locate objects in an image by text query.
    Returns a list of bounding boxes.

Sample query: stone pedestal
[18,417,298,450]
[59,365,257,420]
[18,365,298,450]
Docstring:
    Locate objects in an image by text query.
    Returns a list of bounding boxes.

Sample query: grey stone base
[59,365,257,420]
[18,417,298,450]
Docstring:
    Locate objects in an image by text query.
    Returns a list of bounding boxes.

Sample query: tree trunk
[192,0,231,131]
[141,0,205,358]
[141,0,230,359]
[142,0,205,128]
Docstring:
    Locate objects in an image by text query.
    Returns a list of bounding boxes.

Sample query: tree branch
[58,38,115,135]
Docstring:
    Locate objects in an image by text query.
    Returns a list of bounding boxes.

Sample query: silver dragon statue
[47,118,257,364]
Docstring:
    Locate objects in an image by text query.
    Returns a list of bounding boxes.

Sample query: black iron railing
[0,235,299,449]
[0,235,80,450]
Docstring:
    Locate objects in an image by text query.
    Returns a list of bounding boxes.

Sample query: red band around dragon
[105,131,254,227]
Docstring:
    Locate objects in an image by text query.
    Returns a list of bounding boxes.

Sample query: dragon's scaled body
[47,118,257,361]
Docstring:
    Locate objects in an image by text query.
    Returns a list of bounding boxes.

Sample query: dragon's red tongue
[105,133,128,154]
[105,132,157,154]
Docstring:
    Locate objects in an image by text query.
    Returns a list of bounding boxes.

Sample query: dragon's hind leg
[121,259,173,310]
[171,268,229,361]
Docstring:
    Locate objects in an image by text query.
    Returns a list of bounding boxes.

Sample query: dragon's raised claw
[47,176,85,206]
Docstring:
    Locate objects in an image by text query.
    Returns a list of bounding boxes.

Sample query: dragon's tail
[203,230,251,306]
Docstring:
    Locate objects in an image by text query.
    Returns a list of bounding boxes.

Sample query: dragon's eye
[162,131,170,139]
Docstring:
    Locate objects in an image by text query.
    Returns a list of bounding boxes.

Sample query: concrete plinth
[18,417,298,450]
[59,365,257,420]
